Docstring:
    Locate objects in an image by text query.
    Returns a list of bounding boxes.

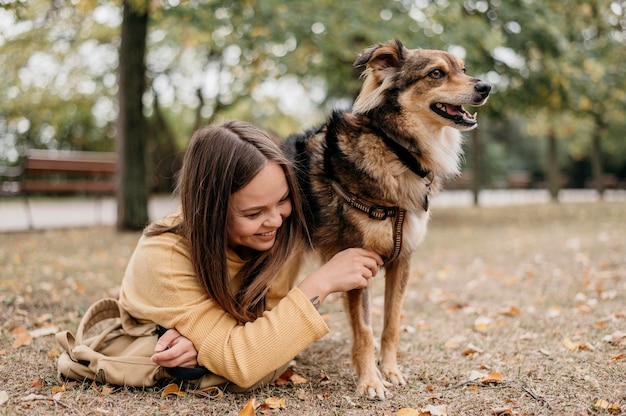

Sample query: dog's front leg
[346,287,390,399]
[379,259,410,387]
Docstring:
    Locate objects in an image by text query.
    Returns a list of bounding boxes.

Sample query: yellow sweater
[118,226,329,389]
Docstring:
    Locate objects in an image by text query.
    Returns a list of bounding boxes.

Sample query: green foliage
[1,0,626,187]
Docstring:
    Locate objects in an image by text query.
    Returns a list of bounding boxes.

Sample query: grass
[1,201,625,415]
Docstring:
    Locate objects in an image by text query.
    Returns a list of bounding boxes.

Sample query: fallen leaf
[51,385,66,394]
[264,396,286,409]
[603,330,626,346]
[238,398,260,416]
[11,332,32,348]
[563,337,593,351]
[420,404,447,416]
[31,378,44,389]
[161,383,187,398]
[546,306,561,318]
[474,316,493,333]
[499,306,520,317]
[397,408,421,416]
[275,370,291,386]
[444,335,465,349]
[611,353,626,361]
[463,343,484,356]
[480,372,503,384]
[490,407,514,415]
[469,370,487,381]
[289,373,308,385]
[592,399,621,413]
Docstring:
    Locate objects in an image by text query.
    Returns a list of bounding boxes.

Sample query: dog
[282,39,491,400]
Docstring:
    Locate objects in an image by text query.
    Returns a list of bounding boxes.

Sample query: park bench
[0,149,117,229]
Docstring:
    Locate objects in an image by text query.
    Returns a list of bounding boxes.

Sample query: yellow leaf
[51,385,66,394]
[160,383,186,398]
[563,337,593,351]
[563,337,579,351]
[593,399,621,413]
[264,396,286,409]
[474,316,494,333]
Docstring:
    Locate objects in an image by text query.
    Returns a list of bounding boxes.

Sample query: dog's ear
[352,40,405,114]
[353,39,404,71]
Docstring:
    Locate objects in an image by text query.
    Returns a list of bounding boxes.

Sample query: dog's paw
[357,377,393,400]
[381,366,407,386]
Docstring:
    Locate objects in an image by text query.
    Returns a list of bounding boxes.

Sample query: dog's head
[352,39,491,132]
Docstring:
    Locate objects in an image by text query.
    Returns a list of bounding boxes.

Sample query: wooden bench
[0,149,117,229]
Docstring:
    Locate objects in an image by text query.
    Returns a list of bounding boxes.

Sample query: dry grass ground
[1,201,625,415]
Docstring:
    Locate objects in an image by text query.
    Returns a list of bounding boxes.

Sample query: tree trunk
[546,127,559,202]
[590,118,605,200]
[116,1,149,231]
[470,128,481,206]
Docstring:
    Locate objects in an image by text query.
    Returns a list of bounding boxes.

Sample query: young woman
[117,121,382,391]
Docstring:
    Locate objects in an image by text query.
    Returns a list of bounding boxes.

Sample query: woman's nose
[264,207,283,227]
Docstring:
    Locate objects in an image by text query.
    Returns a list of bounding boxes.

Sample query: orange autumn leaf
[397,408,421,416]
[51,385,66,394]
[30,378,44,389]
[480,372,503,384]
[12,332,32,348]
[275,369,293,386]
[238,398,260,416]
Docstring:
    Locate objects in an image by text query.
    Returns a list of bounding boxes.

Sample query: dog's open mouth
[430,103,477,127]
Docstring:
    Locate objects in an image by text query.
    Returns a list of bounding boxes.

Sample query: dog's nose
[475,81,492,98]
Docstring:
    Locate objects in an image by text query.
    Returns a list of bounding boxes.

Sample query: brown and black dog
[283,39,491,399]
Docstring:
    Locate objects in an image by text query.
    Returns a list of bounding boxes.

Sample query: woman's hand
[298,248,383,308]
[151,328,198,368]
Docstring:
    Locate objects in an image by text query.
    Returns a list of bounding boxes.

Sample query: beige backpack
[55,298,227,388]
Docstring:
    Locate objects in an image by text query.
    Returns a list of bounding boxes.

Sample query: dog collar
[329,180,406,263]
[371,126,431,179]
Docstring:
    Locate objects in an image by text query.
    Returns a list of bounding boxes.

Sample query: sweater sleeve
[118,232,329,389]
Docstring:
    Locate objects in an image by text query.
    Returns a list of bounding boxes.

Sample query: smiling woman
[57,119,382,393]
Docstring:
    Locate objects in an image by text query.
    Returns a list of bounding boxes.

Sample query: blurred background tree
[1,0,625,228]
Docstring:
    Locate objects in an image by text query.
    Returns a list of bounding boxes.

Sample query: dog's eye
[429,69,445,79]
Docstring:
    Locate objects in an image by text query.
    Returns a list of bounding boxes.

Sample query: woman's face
[226,161,292,255]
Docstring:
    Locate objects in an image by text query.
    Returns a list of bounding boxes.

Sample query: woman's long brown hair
[145,121,308,323]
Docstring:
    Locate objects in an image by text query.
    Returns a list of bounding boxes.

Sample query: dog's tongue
[446,103,476,123]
